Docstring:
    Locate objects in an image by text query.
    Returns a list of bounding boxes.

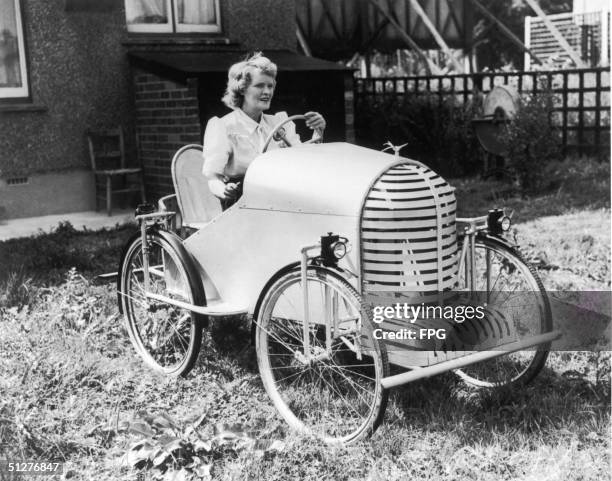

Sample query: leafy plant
[355,92,482,177]
[499,89,563,192]
[45,267,102,330]
[0,269,35,309]
[123,411,284,480]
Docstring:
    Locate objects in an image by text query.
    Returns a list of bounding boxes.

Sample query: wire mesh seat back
[171,144,222,228]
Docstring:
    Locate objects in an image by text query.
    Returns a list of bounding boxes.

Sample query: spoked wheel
[118,231,204,377]
[455,236,552,387]
[255,266,389,444]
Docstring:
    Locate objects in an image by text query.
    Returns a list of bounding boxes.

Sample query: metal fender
[250,262,350,345]
[117,228,208,327]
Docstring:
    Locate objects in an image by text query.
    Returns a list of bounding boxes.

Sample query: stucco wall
[0,0,297,219]
[226,0,296,51]
[0,0,133,178]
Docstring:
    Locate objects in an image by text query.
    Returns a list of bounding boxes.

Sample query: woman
[202,52,326,209]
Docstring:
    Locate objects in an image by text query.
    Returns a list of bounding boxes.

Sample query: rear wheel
[455,236,552,387]
[118,231,203,377]
[255,266,389,444]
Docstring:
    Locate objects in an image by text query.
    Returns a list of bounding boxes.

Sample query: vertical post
[485,249,491,303]
[594,69,601,155]
[525,15,532,71]
[301,249,311,359]
[345,73,356,143]
[578,71,585,157]
[325,285,332,352]
[601,11,609,66]
[332,293,339,342]
[141,219,150,293]
[562,71,568,156]
[469,232,475,291]
[106,176,112,217]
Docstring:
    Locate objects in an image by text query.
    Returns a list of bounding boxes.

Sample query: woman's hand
[208,176,240,200]
[223,182,241,200]
[304,111,326,132]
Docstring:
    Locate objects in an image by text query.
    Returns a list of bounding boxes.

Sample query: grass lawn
[0,159,609,480]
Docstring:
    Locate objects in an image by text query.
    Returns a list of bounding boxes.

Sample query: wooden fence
[355,67,610,157]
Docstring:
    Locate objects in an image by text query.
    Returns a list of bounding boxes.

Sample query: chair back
[171,144,222,227]
[87,128,125,171]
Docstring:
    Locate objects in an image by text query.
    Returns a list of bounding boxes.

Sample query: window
[0,0,29,99]
[125,0,221,34]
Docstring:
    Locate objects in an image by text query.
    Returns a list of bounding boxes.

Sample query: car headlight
[332,241,347,259]
[500,215,511,231]
[320,233,349,267]
[487,209,511,235]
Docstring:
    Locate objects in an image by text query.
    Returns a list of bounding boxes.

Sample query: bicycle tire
[455,235,552,387]
[255,266,389,444]
[118,230,204,377]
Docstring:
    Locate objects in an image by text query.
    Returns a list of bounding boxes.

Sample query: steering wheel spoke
[262,114,324,153]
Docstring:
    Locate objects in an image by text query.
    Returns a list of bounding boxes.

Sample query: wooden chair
[87,127,146,216]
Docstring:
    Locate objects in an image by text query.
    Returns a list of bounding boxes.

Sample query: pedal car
[117,115,560,444]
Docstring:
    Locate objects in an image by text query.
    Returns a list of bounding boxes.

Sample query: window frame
[125,0,173,33]
[173,0,221,33]
[1,0,30,100]
[125,0,222,35]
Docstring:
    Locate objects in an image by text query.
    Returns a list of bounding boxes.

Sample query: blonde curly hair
[221,52,278,109]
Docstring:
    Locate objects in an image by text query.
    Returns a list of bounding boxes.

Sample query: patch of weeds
[0,269,36,309]
[122,411,284,480]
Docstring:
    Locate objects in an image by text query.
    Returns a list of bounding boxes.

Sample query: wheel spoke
[120,235,200,376]
[256,268,388,443]
[455,238,550,387]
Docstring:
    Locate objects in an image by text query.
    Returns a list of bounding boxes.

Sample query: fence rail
[355,67,610,157]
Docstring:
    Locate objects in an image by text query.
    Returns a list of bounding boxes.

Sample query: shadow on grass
[193,315,258,378]
[385,359,609,447]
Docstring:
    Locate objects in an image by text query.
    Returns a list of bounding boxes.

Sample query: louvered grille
[360,163,458,298]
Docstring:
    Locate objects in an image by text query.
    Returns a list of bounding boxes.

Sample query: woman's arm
[203,117,232,199]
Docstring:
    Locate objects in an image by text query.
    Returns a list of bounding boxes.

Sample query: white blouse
[202,109,301,179]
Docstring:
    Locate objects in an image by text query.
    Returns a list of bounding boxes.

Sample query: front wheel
[255,266,389,444]
[118,230,204,377]
[454,236,552,388]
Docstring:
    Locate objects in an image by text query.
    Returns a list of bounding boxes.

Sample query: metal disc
[474,85,520,155]
[483,85,520,120]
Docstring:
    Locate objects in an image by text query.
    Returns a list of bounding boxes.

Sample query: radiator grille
[360,163,458,299]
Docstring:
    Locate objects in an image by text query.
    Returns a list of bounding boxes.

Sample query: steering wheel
[261,114,324,153]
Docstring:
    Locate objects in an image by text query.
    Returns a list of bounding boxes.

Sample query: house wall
[226,0,296,51]
[0,0,298,220]
[0,0,132,219]
[133,70,201,201]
